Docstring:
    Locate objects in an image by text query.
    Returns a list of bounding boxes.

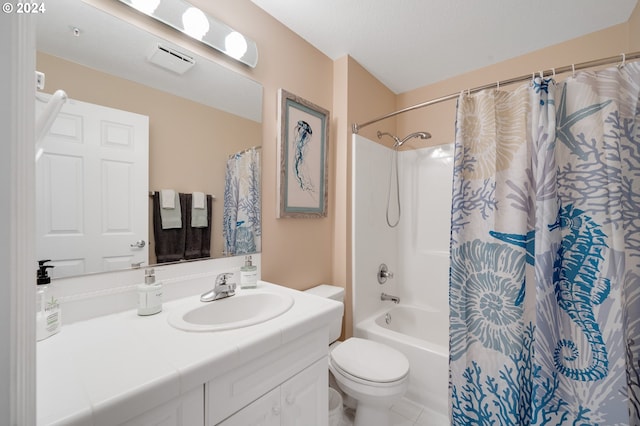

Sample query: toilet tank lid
[304,284,344,301]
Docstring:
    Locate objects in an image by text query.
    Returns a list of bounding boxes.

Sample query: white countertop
[37,280,342,426]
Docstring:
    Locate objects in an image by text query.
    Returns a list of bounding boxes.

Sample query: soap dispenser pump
[36,260,61,341]
[137,268,163,316]
[240,255,257,289]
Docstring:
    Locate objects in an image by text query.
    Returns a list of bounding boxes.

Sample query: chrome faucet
[381,292,400,304]
[200,273,236,302]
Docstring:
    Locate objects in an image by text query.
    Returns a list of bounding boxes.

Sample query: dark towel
[153,192,187,263]
[184,194,213,260]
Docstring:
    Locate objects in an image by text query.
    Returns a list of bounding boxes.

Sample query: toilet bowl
[305,285,410,426]
[330,337,409,426]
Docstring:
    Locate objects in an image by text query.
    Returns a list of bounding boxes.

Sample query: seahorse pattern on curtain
[223,148,261,256]
[449,62,640,425]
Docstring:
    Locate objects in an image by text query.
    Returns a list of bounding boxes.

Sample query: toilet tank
[304,284,344,344]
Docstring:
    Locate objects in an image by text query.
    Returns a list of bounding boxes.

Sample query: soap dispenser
[240,255,257,289]
[36,260,61,341]
[137,268,163,316]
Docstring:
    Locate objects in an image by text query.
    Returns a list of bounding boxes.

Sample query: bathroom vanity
[37,280,342,425]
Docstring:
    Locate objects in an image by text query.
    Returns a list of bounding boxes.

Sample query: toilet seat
[330,338,409,385]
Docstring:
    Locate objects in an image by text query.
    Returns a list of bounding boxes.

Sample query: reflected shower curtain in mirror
[449,62,640,425]
[223,147,261,256]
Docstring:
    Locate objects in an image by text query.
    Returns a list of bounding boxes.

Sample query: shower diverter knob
[378,263,394,284]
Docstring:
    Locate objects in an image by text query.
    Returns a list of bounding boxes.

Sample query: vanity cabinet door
[217,387,281,426]
[281,357,328,426]
[216,357,328,426]
[207,328,326,424]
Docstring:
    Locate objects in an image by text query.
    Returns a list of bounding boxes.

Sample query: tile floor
[339,397,449,426]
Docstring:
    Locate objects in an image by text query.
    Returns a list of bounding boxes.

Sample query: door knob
[130,240,146,248]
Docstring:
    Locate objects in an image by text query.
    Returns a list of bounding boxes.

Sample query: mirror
[35,0,263,279]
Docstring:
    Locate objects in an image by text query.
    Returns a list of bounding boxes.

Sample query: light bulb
[225,31,248,60]
[130,0,160,15]
[182,7,209,40]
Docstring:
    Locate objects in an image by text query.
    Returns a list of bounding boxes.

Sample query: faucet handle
[378,263,394,284]
[215,272,234,285]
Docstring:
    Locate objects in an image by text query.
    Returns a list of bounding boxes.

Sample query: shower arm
[377,131,401,147]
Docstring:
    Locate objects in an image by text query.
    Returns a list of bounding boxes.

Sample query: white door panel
[36,96,149,278]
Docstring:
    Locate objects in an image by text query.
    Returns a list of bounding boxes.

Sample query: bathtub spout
[381,292,400,304]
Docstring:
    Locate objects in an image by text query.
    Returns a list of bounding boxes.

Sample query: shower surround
[352,134,453,415]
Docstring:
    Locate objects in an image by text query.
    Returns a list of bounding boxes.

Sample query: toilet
[305,284,410,426]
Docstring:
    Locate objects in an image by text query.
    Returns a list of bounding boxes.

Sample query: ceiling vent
[147,44,195,75]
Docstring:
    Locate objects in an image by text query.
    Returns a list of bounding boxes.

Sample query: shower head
[397,131,431,147]
[377,130,431,148]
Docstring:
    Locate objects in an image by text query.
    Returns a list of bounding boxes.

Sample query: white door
[36,96,149,278]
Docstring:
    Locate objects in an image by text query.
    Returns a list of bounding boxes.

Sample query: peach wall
[37,52,261,263]
[396,19,636,144]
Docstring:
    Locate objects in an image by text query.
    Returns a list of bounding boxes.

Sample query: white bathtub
[355,305,449,417]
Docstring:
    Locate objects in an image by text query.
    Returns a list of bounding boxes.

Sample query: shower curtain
[449,62,640,425]
[223,147,261,256]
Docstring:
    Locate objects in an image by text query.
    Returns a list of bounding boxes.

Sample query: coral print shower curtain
[223,147,261,255]
[449,62,640,425]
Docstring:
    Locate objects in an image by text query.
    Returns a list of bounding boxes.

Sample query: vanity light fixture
[117,0,258,68]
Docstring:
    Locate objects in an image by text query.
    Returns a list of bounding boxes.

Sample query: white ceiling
[251,0,638,94]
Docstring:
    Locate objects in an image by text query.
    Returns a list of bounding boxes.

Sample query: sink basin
[168,291,294,332]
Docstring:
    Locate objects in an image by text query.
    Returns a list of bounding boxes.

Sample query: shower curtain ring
[496,81,499,90]
[552,68,556,79]
[571,64,576,78]
[619,53,626,68]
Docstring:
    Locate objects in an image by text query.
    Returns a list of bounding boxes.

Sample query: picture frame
[277,89,330,218]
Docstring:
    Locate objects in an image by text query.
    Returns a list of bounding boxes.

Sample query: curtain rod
[229,145,261,159]
[352,50,640,134]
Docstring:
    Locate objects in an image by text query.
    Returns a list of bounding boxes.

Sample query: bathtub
[355,305,449,417]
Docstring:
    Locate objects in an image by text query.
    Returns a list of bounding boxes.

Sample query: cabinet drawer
[207,328,326,425]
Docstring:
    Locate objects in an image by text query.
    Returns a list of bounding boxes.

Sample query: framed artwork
[277,89,330,218]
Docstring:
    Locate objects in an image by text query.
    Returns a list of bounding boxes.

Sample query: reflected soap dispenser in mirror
[137,268,163,316]
[36,260,61,341]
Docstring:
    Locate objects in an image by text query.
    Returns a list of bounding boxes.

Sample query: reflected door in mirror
[36,97,149,278]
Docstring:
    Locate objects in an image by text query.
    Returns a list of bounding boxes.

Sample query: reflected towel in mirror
[153,192,187,263]
[191,191,208,228]
[185,194,212,260]
[160,189,182,229]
